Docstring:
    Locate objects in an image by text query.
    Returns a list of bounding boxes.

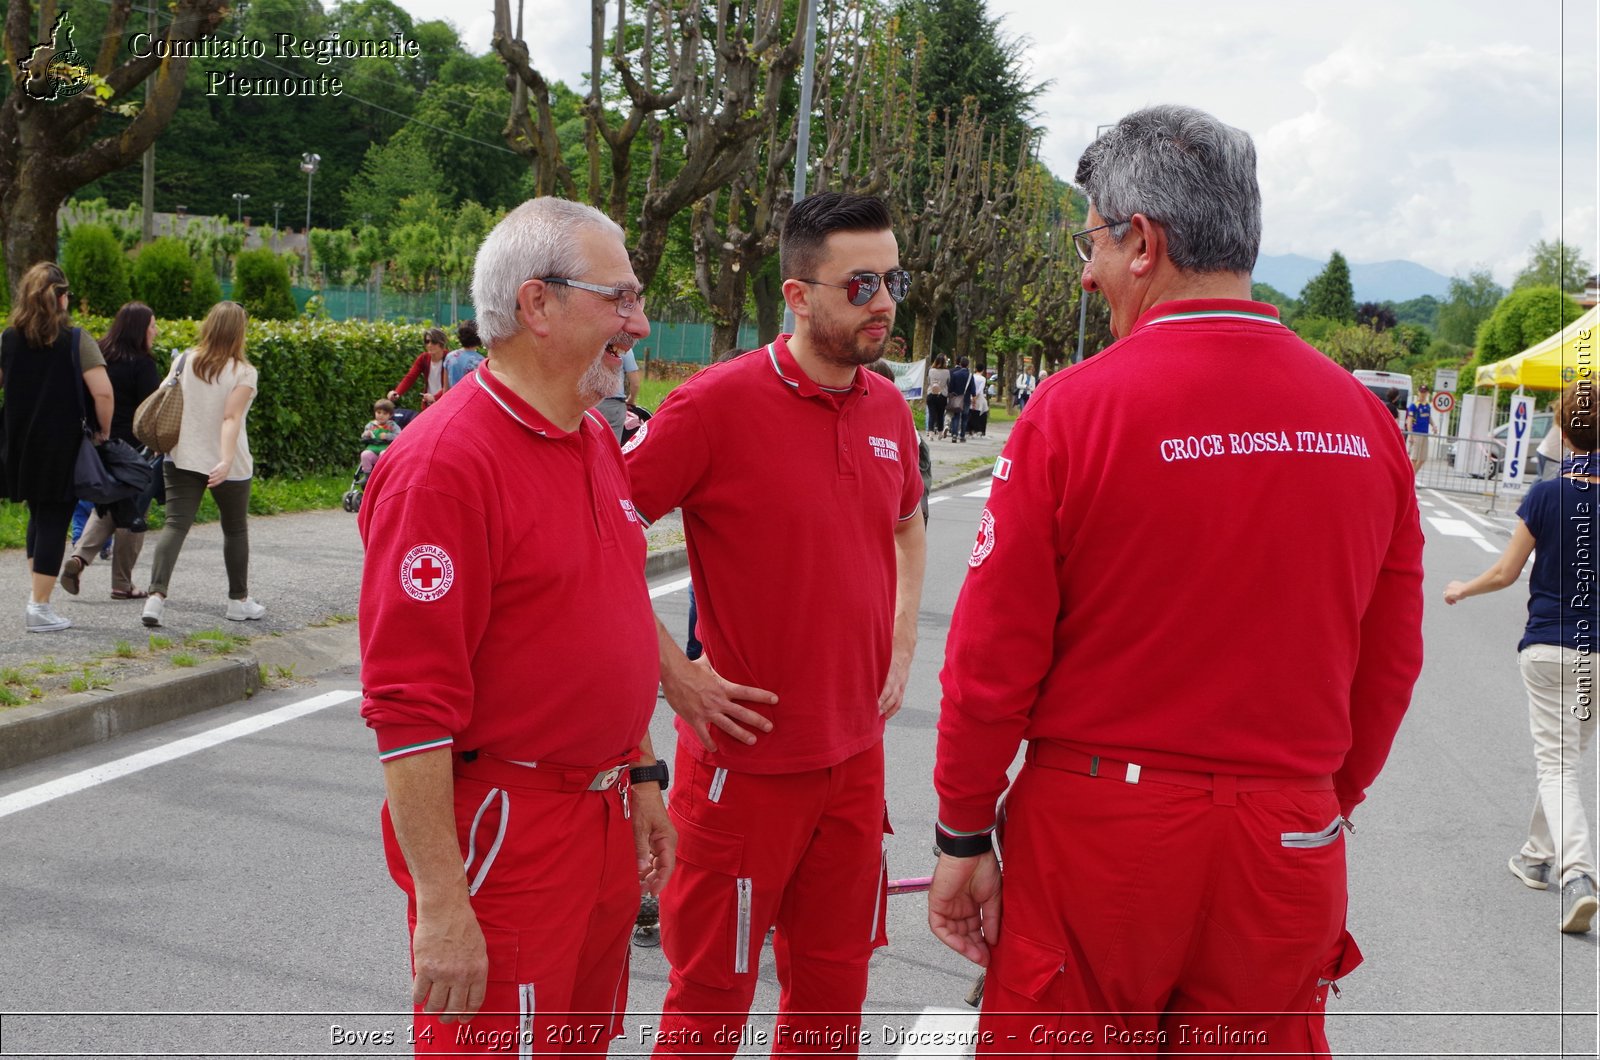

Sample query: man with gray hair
[928,105,1423,1053]
[358,196,673,1053]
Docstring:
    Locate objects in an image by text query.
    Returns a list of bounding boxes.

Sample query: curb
[0,656,260,772]
[0,624,360,773]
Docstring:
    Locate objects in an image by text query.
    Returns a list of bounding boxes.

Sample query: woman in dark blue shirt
[1446,379,1599,933]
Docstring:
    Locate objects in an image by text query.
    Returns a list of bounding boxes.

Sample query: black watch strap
[934,825,993,857]
[630,761,670,791]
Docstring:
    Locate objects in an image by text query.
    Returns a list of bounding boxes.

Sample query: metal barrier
[1416,433,1503,501]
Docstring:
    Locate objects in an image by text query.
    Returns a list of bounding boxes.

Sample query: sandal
[59,556,84,596]
[111,588,150,600]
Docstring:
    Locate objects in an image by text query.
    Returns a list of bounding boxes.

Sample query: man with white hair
[359,197,674,1054]
[929,105,1423,1054]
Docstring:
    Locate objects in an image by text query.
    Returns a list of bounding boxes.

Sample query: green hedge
[76,316,433,478]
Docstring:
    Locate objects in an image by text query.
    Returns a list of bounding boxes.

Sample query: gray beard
[580,357,623,408]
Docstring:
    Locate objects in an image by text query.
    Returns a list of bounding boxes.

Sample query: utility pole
[781,0,818,337]
[300,152,321,279]
[140,2,155,244]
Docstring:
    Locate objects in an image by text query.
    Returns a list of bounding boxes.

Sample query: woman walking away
[142,301,264,628]
[1445,378,1600,933]
[59,302,163,600]
[0,262,114,632]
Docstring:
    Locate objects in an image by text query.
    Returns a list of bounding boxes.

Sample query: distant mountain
[1254,253,1452,304]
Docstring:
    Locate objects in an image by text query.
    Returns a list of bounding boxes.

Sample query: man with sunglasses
[625,192,926,1057]
[929,105,1423,1054]
[358,198,672,1054]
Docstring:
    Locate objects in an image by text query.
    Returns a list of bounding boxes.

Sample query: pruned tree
[494,0,809,290]
[1,0,229,289]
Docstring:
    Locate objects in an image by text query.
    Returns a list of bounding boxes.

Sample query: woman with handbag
[59,302,163,600]
[140,301,265,628]
[0,262,114,632]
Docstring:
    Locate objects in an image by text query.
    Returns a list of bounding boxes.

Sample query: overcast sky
[391,0,1598,287]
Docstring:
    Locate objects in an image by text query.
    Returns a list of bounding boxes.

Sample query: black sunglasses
[799,269,911,306]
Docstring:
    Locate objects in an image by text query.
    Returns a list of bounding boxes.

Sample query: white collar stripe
[767,343,800,388]
[474,372,548,435]
[1145,310,1284,327]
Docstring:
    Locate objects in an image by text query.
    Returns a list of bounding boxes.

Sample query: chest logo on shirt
[619,499,639,523]
[969,508,996,568]
[400,544,455,603]
[620,421,648,454]
[868,434,899,462]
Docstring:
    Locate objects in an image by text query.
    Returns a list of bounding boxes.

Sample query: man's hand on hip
[661,654,776,753]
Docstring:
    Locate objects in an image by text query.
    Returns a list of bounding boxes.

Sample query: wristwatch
[629,761,670,791]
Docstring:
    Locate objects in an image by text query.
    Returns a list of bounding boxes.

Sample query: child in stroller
[343,399,409,512]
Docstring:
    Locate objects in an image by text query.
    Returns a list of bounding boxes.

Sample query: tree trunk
[753,268,784,342]
[1,181,65,293]
[911,309,937,361]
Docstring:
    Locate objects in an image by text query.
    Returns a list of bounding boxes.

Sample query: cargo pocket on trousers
[871,806,894,950]
[1314,928,1363,1002]
[668,815,750,990]
[991,927,1068,1002]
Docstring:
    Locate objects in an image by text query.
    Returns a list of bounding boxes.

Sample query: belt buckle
[589,766,622,791]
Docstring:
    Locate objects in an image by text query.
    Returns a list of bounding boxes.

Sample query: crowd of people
[1,100,1589,1057]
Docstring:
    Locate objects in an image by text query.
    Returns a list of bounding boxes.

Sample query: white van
[1352,370,1413,427]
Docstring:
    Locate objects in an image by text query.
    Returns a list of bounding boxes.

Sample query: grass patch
[68,676,87,693]
[274,663,298,681]
[0,686,23,707]
[27,685,42,699]
[0,472,350,548]
[148,634,172,651]
[311,612,358,627]
[113,640,137,659]
[0,667,24,685]
[35,657,62,675]
[170,653,198,668]
[185,629,248,654]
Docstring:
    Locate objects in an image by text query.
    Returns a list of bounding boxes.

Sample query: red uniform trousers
[382,754,641,1057]
[977,742,1362,1058]
[653,743,889,1059]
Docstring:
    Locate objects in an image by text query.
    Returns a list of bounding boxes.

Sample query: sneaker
[142,594,165,628]
[1561,875,1598,933]
[100,541,113,561]
[25,602,71,632]
[58,555,84,596]
[1509,854,1553,890]
[226,597,266,622]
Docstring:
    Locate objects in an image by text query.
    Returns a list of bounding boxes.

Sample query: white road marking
[891,1006,981,1058]
[0,690,361,821]
[649,576,692,599]
[1427,517,1479,537]
[1422,488,1501,530]
[928,496,950,506]
[964,485,992,499]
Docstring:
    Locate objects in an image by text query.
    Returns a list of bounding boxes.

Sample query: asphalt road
[0,479,1595,1058]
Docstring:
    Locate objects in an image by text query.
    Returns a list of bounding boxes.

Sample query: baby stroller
[343,406,418,513]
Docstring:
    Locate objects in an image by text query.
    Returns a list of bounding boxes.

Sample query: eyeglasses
[798,269,912,306]
[1070,220,1130,263]
[540,276,645,317]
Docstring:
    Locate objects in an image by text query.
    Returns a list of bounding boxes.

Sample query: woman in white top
[142,301,264,627]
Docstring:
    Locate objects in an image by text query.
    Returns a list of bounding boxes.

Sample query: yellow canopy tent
[1474,305,1600,390]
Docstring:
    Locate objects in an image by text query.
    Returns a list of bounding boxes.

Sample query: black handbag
[71,337,148,505]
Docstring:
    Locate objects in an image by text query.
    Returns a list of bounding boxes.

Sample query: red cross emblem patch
[400,544,455,603]
[969,508,996,568]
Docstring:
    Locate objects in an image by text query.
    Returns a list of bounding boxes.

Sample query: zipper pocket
[1281,816,1345,849]
[708,767,729,804]
[734,877,753,974]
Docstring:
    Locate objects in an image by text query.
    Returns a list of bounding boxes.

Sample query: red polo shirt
[936,299,1425,833]
[359,366,659,766]
[625,337,923,774]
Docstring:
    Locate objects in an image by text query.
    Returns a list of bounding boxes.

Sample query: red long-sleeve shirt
[935,299,1424,834]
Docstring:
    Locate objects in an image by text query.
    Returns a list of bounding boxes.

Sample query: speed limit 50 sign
[1432,391,1455,414]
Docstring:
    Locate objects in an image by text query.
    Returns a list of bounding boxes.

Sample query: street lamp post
[272,201,284,251]
[232,192,250,224]
[299,152,321,278]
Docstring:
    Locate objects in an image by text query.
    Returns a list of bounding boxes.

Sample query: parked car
[1447,412,1553,477]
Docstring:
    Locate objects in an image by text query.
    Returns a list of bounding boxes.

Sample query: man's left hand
[878,645,913,719]
[928,850,1002,966]
[630,787,676,895]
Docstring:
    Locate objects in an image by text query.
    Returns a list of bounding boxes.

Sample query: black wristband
[630,761,670,791]
[934,826,993,858]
